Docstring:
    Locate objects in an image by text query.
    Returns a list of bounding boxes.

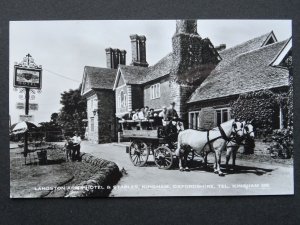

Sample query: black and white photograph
[9,19,293,198]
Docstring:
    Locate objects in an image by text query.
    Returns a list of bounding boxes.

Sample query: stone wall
[66,153,121,197]
[87,94,99,144]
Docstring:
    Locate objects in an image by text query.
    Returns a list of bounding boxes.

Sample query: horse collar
[218,125,230,142]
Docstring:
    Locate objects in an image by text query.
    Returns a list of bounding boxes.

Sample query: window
[90,117,94,132]
[120,91,127,108]
[215,108,231,125]
[93,99,98,110]
[117,95,121,108]
[189,111,200,129]
[150,83,161,99]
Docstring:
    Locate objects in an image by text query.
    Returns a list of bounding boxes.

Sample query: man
[122,110,134,120]
[148,108,155,119]
[71,132,81,161]
[166,102,179,121]
[144,106,149,119]
[159,106,168,125]
[165,102,179,149]
[138,107,145,120]
[132,109,140,120]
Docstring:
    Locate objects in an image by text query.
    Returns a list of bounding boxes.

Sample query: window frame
[215,107,231,125]
[150,83,161,100]
[189,111,200,129]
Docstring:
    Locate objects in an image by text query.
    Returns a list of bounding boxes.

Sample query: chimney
[112,48,120,68]
[105,48,126,69]
[105,47,113,68]
[215,44,226,52]
[175,20,198,35]
[120,50,127,65]
[130,34,148,67]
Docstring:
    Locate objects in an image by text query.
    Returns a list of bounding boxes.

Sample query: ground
[10,143,102,198]
[80,141,294,197]
[10,141,294,198]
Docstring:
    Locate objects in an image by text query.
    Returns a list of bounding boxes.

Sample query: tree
[57,84,87,136]
[50,112,59,123]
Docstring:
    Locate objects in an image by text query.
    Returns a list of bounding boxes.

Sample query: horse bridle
[244,123,254,136]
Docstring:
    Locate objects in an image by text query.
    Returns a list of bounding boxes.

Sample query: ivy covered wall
[231,89,289,135]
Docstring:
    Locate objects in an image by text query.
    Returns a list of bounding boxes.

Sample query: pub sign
[14,66,42,89]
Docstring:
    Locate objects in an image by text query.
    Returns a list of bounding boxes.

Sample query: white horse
[175,119,244,176]
[225,121,255,170]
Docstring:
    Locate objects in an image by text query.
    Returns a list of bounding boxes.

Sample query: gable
[261,31,277,47]
[81,69,91,95]
[116,72,125,87]
[271,37,292,68]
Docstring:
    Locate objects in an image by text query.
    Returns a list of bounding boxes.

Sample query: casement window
[150,83,161,99]
[90,117,94,132]
[189,111,200,129]
[120,91,127,108]
[117,95,121,108]
[215,108,231,125]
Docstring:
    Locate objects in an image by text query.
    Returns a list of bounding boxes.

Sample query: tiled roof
[140,53,173,83]
[118,65,149,85]
[219,32,273,60]
[83,66,116,92]
[188,39,290,103]
[119,53,173,85]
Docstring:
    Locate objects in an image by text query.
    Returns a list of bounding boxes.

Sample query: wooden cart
[119,120,194,169]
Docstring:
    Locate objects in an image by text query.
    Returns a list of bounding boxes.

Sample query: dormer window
[262,32,278,47]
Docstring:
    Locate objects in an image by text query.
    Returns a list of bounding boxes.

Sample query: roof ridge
[235,38,287,58]
[150,52,173,68]
[221,31,272,54]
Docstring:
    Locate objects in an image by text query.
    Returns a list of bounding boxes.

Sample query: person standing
[166,102,179,121]
[138,107,146,120]
[71,132,81,161]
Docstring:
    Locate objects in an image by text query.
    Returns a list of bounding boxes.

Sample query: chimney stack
[130,34,148,67]
[105,48,126,69]
[215,44,226,52]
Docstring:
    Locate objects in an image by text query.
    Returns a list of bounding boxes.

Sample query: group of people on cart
[121,101,180,126]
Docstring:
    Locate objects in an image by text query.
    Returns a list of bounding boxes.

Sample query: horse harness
[202,124,243,154]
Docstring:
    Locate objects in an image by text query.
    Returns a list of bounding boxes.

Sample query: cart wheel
[154,146,173,169]
[129,140,149,167]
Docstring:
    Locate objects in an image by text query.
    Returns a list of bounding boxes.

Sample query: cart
[119,119,194,169]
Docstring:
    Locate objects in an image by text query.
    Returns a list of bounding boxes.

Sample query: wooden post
[24,88,30,157]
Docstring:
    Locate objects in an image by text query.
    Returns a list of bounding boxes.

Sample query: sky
[9,20,292,124]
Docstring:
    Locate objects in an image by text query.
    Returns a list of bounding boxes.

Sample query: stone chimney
[120,50,127,65]
[105,48,126,69]
[215,44,226,52]
[175,20,198,34]
[170,20,220,126]
[130,34,148,67]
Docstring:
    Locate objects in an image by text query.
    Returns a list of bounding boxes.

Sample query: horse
[225,120,255,171]
[175,119,244,176]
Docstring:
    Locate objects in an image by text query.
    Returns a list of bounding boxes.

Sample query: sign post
[14,54,42,158]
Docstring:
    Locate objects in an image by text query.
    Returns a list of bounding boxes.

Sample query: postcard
[9,20,293,197]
